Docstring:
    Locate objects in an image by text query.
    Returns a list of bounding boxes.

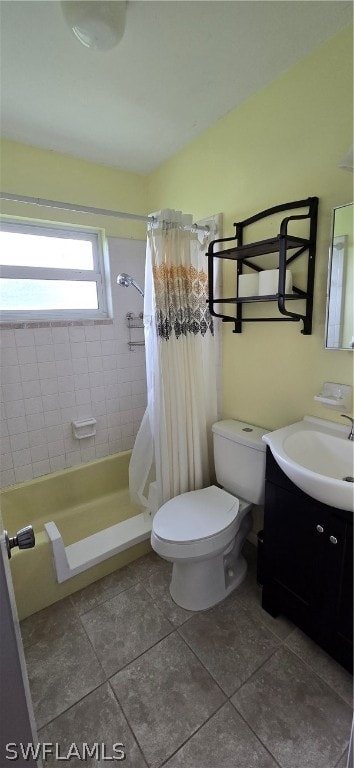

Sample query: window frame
[0,218,110,322]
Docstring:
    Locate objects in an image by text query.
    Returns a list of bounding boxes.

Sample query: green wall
[0,138,148,240]
[147,25,354,429]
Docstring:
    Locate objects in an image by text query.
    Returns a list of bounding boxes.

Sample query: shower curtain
[129,209,221,509]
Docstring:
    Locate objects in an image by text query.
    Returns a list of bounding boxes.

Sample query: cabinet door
[262,481,328,638]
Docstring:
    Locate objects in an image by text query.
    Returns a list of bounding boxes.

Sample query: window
[0,220,109,321]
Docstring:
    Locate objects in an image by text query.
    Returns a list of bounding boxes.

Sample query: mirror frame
[325,202,354,351]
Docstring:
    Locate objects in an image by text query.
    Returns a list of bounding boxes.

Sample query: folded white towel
[238,273,259,297]
[258,269,292,296]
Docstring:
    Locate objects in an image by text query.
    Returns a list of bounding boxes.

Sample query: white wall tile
[102,356,117,371]
[88,356,103,372]
[52,326,69,344]
[80,446,96,462]
[1,347,19,365]
[40,378,59,396]
[84,325,101,341]
[38,361,57,379]
[66,450,82,467]
[2,366,21,384]
[54,343,71,361]
[24,397,43,415]
[10,433,30,451]
[70,341,87,358]
[46,425,64,442]
[37,345,55,362]
[31,444,49,463]
[93,401,106,416]
[48,439,65,458]
[50,455,66,472]
[22,380,42,398]
[57,376,75,393]
[72,357,89,375]
[56,359,74,377]
[26,413,45,432]
[33,459,51,477]
[3,382,24,402]
[1,469,15,485]
[1,453,14,470]
[5,400,25,419]
[15,465,34,483]
[69,326,85,342]
[0,436,11,454]
[91,386,106,402]
[33,328,53,345]
[28,429,47,447]
[42,394,60,412]
[20,364,39,382]
[86,340,102,357]
[12,448,32,468]
[1,330,16,347]
[95,443,109,459]
[7,417,28,435]
[75,389,91,405]
[15,329,35,347]
[17,346,37,365]
[44,411,62,427]
[59,391,76,409]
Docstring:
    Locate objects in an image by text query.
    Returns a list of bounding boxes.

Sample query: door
[0,522,41,767]
[262,481,328,637]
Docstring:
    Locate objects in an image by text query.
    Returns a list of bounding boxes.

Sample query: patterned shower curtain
[129,209,220,509]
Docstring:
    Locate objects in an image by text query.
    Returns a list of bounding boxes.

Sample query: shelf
[207,197,318,335]
[214,235,309,261]
[214,291,308,305]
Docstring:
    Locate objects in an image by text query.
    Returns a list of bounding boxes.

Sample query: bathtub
[0,451,152,620]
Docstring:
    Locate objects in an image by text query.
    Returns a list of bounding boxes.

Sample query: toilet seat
[153,485,239,544]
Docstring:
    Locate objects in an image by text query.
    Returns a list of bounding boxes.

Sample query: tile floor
[21,543,353,768]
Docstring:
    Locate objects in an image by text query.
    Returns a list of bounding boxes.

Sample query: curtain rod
[0,192,210,234]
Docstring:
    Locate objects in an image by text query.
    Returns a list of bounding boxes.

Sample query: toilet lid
[153,485,239,543]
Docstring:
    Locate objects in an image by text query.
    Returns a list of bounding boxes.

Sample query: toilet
[151,419,268,611]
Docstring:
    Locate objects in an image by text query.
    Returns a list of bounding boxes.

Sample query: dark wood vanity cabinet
[262,448,353,673]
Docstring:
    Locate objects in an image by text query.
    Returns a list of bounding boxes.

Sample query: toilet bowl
[151,419,267,611]
[151,485,252,610]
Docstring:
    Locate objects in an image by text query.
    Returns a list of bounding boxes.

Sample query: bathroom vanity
[262,448,353,673]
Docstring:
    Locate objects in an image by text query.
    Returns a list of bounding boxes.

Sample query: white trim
[44,512,152,583]
[0,218,109,322]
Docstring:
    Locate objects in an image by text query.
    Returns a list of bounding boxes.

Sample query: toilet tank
[212,419,268,504]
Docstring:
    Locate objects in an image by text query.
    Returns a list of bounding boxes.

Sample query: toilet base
[169,551,248,612]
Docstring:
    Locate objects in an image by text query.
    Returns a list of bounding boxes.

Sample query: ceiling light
[61,1,127,51]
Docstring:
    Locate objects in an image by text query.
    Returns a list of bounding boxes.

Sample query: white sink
[263,416,354,512]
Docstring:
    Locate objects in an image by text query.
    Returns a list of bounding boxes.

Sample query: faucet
[341,414,354,440]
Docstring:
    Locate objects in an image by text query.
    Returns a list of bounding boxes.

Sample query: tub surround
[0,236,147,489]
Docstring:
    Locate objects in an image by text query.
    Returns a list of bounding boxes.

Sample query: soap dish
[314,382,352,413]
[72,418,97,439]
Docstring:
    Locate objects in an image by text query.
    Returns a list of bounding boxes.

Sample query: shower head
[117,273,144,297]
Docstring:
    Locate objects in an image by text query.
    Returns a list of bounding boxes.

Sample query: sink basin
[263,416,354,512]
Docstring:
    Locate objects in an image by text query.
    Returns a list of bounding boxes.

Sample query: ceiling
[0,1,352,175]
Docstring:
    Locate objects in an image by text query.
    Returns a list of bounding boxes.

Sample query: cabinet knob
[329,535,338,545]
[316,524,324,533]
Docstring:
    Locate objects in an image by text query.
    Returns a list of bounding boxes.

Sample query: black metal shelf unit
[207,197,318,334]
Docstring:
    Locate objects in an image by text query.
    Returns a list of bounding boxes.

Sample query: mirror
[325,202,354,350]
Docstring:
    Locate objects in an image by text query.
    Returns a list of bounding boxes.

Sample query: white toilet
[151,419,268,611]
